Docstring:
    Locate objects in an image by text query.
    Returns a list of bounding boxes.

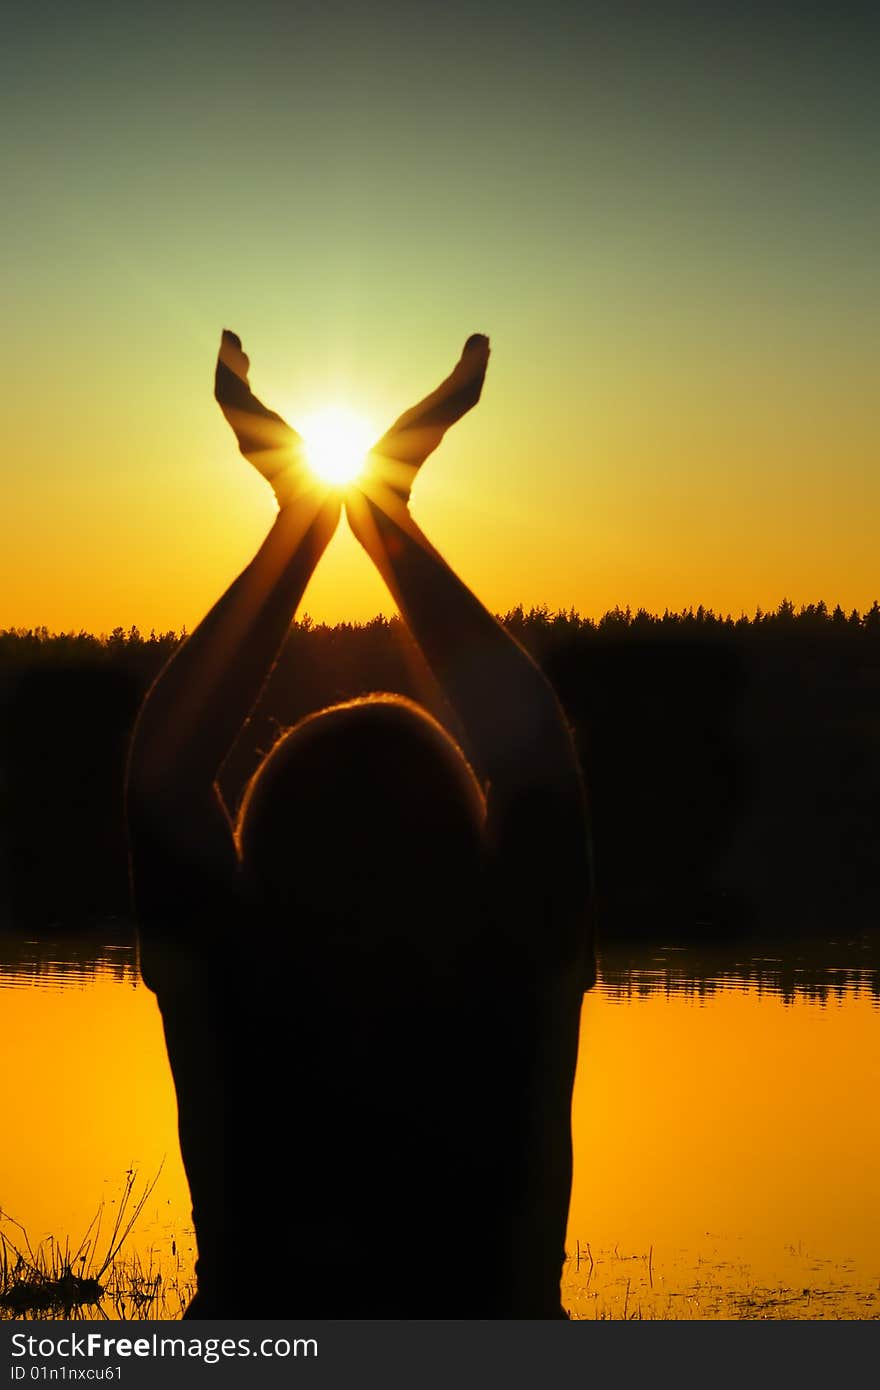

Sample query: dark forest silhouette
[2,598,880,938]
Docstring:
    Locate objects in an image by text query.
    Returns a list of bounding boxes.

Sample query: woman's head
[237,695,487,960]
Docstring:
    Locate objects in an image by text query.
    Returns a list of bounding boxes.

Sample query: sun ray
[300,406,375,487]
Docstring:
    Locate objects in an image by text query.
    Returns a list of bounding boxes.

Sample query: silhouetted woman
[126,330,595,1318]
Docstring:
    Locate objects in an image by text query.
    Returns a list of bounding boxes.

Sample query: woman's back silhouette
[126,330,595,1316]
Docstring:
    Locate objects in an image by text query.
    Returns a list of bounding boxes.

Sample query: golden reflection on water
[1,937,878,1319]
[0,951,194,1312]
[566,970,880,1318]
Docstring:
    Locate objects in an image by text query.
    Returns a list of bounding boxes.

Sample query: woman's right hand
[214,329,311,509]
[365,333,491,506]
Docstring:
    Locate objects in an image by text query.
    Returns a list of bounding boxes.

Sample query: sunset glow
[300,406,375,487]
[1,4,877,637]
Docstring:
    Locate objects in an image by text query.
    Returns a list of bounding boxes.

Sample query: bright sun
[300,405,375,486]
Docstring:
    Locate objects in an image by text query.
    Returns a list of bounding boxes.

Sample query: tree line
[2,600,880,941]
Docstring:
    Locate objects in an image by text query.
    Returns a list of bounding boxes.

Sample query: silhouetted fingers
[434,332,490,421]
[215,330,251,413]
[461,332,491,372]
[218,328,250,380]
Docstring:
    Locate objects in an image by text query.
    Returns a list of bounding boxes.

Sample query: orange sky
[2,4,878,633]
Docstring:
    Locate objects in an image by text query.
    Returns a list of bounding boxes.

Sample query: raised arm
[347,338,593,954]
[127,331,339,834]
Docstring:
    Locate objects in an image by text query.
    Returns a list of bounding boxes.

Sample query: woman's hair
[236,695,487,964]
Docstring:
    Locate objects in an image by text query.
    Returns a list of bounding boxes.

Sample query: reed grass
[0,1165,194,1320]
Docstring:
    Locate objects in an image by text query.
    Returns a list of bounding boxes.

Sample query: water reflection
[1,929,878,1319]
[0,930,137,990]
[0,932,193,1321]
[597,933,880,1007]
[568,931,880,1320]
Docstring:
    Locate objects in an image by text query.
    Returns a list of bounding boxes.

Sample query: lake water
[1,930,878,1319]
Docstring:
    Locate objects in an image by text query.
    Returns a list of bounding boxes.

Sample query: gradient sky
[2,1,878,631]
